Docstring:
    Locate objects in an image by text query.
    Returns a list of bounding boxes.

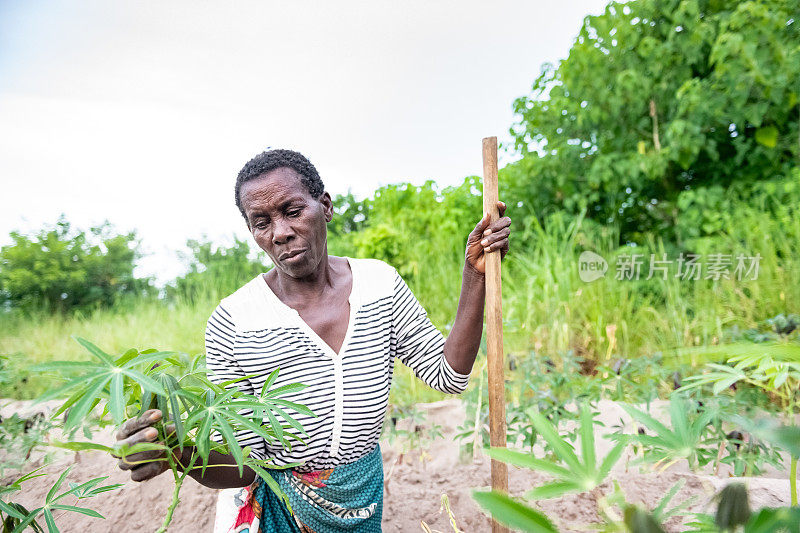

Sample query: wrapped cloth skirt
[229,444,383,533]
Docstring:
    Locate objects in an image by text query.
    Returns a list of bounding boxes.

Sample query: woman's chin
[278,253,319,279]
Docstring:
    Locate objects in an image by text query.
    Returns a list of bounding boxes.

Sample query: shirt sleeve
[205,304,267,461]
[391,270,471,394]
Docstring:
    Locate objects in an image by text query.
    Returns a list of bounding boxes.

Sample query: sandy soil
[1,399,791,532]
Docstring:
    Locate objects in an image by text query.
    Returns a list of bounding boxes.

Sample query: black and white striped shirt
[204,257,471,471]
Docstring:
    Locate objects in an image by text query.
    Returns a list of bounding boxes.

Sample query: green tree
[507,0,800,242]
[168,237,268,301]
[0,216,146,312]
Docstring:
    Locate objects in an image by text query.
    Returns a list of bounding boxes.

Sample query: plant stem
[156,470,185,533]
[791,455,797,507]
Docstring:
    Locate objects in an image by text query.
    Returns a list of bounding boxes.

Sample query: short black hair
[235,149,325,219]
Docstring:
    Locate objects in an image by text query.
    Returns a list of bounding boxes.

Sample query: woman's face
[239,167,332,279]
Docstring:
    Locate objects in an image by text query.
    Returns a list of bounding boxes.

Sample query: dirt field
[2,399,791,532]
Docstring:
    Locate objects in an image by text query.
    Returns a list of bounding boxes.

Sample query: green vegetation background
[2,0,799,405]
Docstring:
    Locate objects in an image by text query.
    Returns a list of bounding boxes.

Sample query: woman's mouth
[279,249,306,262]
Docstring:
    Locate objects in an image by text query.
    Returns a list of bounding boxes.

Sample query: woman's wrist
[463,260,486,282]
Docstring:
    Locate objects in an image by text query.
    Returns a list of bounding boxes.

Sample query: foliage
[330,178,482,328]
[0,411,52,475]
[167,237,268,302]
[617,397,716,471]
[481,404,625,501]
[0,216,147,312]
[471,404,703,532]
[678,338,800,502]
[34,337,314,532]
[507,0,800,242]
[0,466,121,533]
[381,404,443,462]
[679,340,800,416]
[471,490,558,533]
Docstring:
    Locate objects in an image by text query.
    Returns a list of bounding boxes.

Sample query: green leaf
[712,375,741,395]
[42,509,58,533]
[652,478,685,519]
[484,447,571,478]
[755,126,778,148]
[261,368,280,392]
[114,348,140,366]
[597,441,626,480]
[264,406,284,444]
[49,441,115,453]
[64,378,107,430]
[48,504,104,519]
[579,404,596,472]
[746,506,800,532]
[472,490,559,532]
[526,481,583,500]
[36,373,103,404]
[46,468,71,503]
[214,416,244,476]
[11,507,44,533]
[0,500,26,520]
[529,411,582,474]
[262,383,307,399]
[624,505,665,533]
[269,406,308,436]
[266,399,317,418]
[110,371,124,424]
[85,483,124,497]
[247,463,293,513]
[73,337,114,365]
[119,369,164,396]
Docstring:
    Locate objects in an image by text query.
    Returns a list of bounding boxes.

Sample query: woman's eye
[288,210,301,217]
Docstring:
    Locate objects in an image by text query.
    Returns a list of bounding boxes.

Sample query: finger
[480,227,510,247]
[118,449,166,471]
[470,213,491,237]
[480,221,510,244]
[116,426,160,454]
[484,217,511,236]
[116,410,162,441]
[496,201,506,218]
[483,240,509,253]
[130,461,165,482]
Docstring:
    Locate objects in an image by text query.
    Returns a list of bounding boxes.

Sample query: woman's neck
[267,254,346,306]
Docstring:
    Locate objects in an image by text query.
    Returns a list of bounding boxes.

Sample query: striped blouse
[204,257,471,471]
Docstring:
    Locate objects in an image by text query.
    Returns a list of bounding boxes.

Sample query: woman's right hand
[115,409,176,482]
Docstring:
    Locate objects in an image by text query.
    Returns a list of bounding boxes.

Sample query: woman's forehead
[241,168,309,204]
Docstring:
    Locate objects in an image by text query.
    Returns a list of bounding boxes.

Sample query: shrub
[0,216,148,312]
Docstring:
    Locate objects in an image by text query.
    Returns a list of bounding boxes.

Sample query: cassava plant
[678,340,800,504]
[0,466,121,532]
[616,396,716,472]
[472,403,626,532]
[34,337,314,533]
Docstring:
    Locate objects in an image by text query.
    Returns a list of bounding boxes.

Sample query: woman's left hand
[465,201,511,275]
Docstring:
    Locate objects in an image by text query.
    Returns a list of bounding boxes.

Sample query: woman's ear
[320,192,333,222]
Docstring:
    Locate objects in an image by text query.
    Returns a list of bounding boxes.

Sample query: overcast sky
[0,0,607,281]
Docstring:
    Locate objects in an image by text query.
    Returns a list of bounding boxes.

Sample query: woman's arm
[443,201,510,375]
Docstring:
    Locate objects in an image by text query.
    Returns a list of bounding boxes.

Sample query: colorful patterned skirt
[229,444,384,533]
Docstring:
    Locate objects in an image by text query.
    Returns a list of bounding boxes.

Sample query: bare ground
[2,399,791,532]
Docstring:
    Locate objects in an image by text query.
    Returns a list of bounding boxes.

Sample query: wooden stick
[482,136,509,533]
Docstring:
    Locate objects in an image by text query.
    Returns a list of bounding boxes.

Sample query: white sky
[0,0,607,282]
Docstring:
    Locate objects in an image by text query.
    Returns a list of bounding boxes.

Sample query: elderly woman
[116,149,510,531]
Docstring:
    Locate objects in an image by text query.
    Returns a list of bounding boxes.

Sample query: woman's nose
[271,218,295,245]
